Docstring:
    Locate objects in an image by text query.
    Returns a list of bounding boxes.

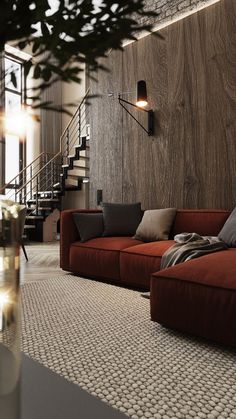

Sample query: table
[21,355,126,419]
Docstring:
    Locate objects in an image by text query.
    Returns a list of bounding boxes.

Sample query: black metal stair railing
[60,88,90,166]
[0,152,62,216]
[0,151,57,201]
[20,152,61,217]
[0,88,90,219]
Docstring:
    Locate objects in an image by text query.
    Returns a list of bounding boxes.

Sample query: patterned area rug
[21,275,236,419]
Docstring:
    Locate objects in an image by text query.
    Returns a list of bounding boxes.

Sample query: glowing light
[0,292,10,332]
[0,293,9,306]
[5,108,33,137]
[136,100,148,108]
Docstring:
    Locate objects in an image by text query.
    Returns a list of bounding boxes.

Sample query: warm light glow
[0,292,9,307]
[0,292,10,332]
[136,100,148,108]
[5,108,33,137]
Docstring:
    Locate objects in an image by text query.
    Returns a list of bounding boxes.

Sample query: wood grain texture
[88,0,236,210]
[20,242,65,283]
[88,50,123,206]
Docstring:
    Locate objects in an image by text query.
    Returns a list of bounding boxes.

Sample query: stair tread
[74,155,89,160]
[28,198,59,203]
[68,166,89,171]
[26,215,44,220]
[34,191,61,194]
[67,174,83,180]
[68,175,89,180]
[30,207,52,210]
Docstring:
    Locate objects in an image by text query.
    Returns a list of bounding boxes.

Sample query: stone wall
[138,0,219,28]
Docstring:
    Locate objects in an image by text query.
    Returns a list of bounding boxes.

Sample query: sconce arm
[118,96,150,113]
[119,101,150,135]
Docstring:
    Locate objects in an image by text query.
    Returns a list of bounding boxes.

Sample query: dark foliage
[1,0,159,110]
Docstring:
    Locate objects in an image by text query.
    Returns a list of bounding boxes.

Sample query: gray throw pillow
[102,202,143,236]
[73,213,104,242]
[218,207,236,247]
[134,208,177,242]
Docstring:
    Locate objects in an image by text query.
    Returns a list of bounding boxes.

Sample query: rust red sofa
[60,208,236,347]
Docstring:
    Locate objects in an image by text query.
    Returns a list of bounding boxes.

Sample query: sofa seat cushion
[151,249,236,347]
[120,240,175,289]
[70,237,143,281]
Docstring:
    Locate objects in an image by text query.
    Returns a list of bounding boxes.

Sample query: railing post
[51,161,54,198]
[36,176,39,216]
[24,169,27,205]
[30,165,33,200]
[15,179,17,203]
[66,128,69,157]
[78,106,81,146]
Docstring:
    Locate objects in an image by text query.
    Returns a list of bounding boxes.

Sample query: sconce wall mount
[117,80,154,137]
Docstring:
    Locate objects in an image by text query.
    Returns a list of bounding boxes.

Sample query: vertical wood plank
[89,50,123,207]
[87,0,236,210]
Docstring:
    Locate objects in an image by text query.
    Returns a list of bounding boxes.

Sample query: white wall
[61,63,86,132]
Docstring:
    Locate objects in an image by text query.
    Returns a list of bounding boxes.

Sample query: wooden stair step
[28,198,59,203]
[34,191,61,195]
[30,206,52,211]
[26,215,44,220]
[73,155,89,161]
[65,178,80,187]
[67,170,88,178]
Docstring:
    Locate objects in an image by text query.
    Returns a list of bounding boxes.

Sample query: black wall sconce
[118,80,154,136]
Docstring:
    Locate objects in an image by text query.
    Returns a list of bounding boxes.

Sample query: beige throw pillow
[134,208,177,242]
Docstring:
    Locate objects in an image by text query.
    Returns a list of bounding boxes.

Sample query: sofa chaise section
[150,249,236,347]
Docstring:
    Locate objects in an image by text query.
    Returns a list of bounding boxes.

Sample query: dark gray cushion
[218,207,236,247]
[73,213,104,242]
[102,202,143,237]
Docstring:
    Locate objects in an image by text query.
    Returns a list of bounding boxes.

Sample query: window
[3,53,26,186]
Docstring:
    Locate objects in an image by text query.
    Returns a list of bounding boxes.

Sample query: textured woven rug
[21,275,236,419]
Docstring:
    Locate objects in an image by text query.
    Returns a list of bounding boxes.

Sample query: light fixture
[136,80,148,107]
[118,80,154,136]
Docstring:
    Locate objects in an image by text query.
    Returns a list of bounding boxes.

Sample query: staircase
[0,89,90,241]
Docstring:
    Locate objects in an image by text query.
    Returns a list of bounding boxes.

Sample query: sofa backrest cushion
[134,208,177,242]
[102,202,143,236]
[171,209,230,237]
[73,212,104,242]
[218,207,236,247]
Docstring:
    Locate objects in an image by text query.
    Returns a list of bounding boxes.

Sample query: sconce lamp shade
[117,79,154,136]
[136,80,148,107]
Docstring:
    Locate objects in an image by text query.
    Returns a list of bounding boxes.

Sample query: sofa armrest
[60,209,102,271]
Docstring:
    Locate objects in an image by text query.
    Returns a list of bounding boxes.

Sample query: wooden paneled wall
[89,0,236,210]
